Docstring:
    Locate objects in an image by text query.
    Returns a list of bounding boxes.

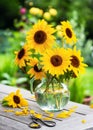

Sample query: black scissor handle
[31,116,56,127]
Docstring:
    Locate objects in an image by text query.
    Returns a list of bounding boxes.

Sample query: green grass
[0,54,18,79]
[80,67,93,94]
[69,67,93,103]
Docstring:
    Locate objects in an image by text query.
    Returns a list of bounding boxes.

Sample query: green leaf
[2,100,9,106]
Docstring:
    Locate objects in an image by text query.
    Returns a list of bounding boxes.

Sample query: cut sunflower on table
[2,89,28,108]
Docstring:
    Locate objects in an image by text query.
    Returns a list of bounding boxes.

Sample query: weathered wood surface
[0,84,93,130]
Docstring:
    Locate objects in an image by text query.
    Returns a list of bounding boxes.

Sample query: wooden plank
[54,114,93,130]
[64,101,93,115]
[0,115,31,130]
[1,84,93,130]
[0,108,89,130]
[1,111,93,130]
[0,84,93,115]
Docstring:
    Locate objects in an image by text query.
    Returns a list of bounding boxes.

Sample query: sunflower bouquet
[15,19,87,92]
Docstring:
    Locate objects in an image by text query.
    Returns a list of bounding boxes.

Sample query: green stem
[44,75,52,92]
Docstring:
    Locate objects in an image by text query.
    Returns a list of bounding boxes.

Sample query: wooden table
[0,84,93,130]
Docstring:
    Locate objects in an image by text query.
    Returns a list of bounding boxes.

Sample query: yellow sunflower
[26,19,55,53]
[15,44,31,68]
[3,90,28,108]
[41,48,71,76]
[68,47,87,76]
[61,21,77,44]
[27,58,45,80]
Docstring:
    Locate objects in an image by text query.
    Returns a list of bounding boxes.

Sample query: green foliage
[7,30,26,53]
[68,0,92,24]
[0,54,17,79]
[82,40,93,66]
[67,0,93,39]
[0,54,30,89]
[0,29,25,54]
[69,67,93,103]
[0,30,10,53]
[1,73,28,87]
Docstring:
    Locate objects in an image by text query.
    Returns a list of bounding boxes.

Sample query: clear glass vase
[34,78,70,112]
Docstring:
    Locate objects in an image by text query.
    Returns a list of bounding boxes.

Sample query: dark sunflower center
[13,95,20,104]
[66,28,72,38]
[34,30,47,44]
[51,55,62,67]
[71,55,80,67]
[34,64,42,72]
[18,48,25,59]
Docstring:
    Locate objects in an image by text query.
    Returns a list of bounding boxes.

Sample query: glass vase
[34,78,70,112]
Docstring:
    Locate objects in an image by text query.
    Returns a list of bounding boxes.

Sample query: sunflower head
[26,19,55,53]
[68,47,87,76]
[42,48,71,77]
[61,21,77,44]
[15,44,31,68]
[2,90,28,108]
[27,58,45,80]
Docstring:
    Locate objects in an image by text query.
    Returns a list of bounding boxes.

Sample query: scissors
[29,115,56,129]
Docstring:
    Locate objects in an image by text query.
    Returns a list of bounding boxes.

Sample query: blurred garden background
[0,0,93,104]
